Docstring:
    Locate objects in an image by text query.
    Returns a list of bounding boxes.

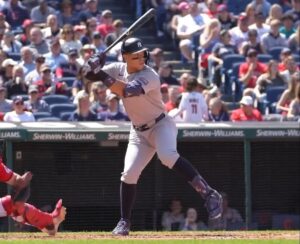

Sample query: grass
[0,231,298,244]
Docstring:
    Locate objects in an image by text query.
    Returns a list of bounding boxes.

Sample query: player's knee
[157,151,179,169]
[121,171,140,184]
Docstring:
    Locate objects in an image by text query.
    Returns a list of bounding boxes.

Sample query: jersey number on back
[191,104,197,114]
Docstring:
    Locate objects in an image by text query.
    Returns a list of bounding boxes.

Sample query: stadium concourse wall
[0,121,299,232]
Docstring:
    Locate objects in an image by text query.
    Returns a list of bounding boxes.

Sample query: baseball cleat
[43,199,67,236]
[205,190,223,220]
[112,219,130,236]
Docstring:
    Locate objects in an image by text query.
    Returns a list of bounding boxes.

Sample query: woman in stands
[287,82,300,120]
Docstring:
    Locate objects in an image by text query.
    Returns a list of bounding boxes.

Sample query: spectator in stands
[199,19,221,77]
[178,72,190,92]
[105,93,129,121]
[1,58,17,85]
[3,96,35,122]
[44,38,68,72]
[251,0,271,18]
[97,9,115,39]
[165,85,181,112]
[180,207,207,231]
[24,85,50,113]
[25,54,45,86]
[229,13,249,50]
[176,1,210,62]
[16,19,34,46]
[33,64,55,97]
[280,56,299,82]
[208,97,230,122]
[41,14,61,41]
[56,49,80,80]
[91,31,106,53]
[240,29,266,56]
[278,48,293,72]
[287,82,300,120]
[170,75,208,122]
[0,86,12,113]
[161,198,185,231]
[71,66,86,99]
[149,47,164,72]
[0,12,10,34]
[57,0,80,27]
[1,0,29,30]
[4,65,28,99]
[69,92,97,121]
[285,0,300,26]
[29,27,50,55]
[266,4,283,25]
[78,0,101,23]
[168,93,184,122]
[261,19,288,52]
[239,49,268,89]
[288,24,300,52]
[1,30,22,53]
[161,83,169,104]
[277,72,300,115]
[254,60,286,101]
[158,63,179,86]
[231,95,263,121]
[20,47,36,77]
[80,17,98,45]
[280,13,296,39]
[30,0,56,24]
[244,3,256,26]
[209,192,244,230]
[249,12,270,41]
[59,24,83,54]
[217,4,237,30]
[77,44,96,66]
[104,18,126,45]
[90,81,108,120]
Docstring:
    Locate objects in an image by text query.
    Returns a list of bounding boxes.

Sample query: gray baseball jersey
[103,62,180,184]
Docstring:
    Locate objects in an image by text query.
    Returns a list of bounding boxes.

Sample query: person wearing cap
[92,31,107,53]
[1,58,17,84]
[248,12,270,40]
[239,48,268,88]
[148,47,164,72]
[68,92,97,121]
[44,38,68,72]
[229,13,250,49]
[230,95,262,121]
[105,93,129,121]
[25,54,45,86]
[261,19,288,52]
[30,0,56,24]
[3,96,35,122]
[97,9,114,38]
[4,65,28,99]
[158,62,179,86]
[280,13,296,39]
[1,29,22,53]
[15,19,34,46]
[78,44,96,66]
[78,0,100,23]
[1,0,29,30]
[19,47,36,77]
[169,1,190,39]
[217,4,236,30]
[29,27,50,55]
[60,24,82,55]
[0,86,13,114]
[24,85,49,113]
[240,29,266,57]
[55,48,80,79]
[33,63,55,97]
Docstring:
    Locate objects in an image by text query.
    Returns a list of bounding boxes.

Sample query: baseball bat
[103,8,156,54]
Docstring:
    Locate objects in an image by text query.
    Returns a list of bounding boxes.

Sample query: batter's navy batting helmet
[121,37,148,54]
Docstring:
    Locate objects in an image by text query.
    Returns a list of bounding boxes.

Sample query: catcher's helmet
[121,37,148,54]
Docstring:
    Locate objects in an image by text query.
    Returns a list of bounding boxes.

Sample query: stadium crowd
[0,0,299,123]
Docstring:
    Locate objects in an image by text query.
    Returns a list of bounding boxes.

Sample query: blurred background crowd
[0,0,299,123]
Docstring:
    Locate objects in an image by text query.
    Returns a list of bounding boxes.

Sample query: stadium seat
[57,77,76,87]
[268,47,284,61]
[43,94,70,105]
[222,54,246,71]
[261,86,285,114]
[60,111,73,121]
[50,103,76,118]
[37,117,61,122]
[33,112,52,120]
[257,54,272,63]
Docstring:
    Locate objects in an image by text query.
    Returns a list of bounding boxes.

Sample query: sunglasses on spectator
[15,102,24,105]
[64,31,73,34]
[42,70,51,73]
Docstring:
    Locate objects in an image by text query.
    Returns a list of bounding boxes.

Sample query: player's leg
[1,195,66,236]
[155,117,223,220]
[112,131,155,236]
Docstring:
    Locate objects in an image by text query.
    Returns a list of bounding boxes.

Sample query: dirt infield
[0,231,298,240]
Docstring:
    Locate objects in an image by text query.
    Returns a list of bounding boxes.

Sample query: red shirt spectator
[231,96,263,121]
[97,10,115,38]
[239,49,268,88]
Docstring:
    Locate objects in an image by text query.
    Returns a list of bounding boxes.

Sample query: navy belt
[133,113,165,132]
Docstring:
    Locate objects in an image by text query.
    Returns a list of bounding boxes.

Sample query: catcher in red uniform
[0,153,66,235]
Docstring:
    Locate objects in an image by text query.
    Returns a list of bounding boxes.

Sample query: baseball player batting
[84,37,223,236]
